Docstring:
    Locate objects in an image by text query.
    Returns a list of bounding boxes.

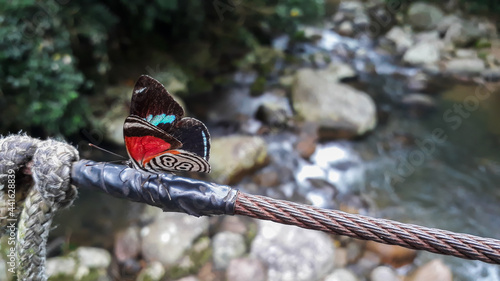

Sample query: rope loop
[0,134,80,281]
[31,139,79,210]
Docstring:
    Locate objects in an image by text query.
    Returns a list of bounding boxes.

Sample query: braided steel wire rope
[235,192,500,264]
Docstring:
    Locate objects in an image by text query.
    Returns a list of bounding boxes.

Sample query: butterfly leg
[141,174,157,204]
[156,175,172,201]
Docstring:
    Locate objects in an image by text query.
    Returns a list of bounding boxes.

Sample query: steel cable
[235,192,500,264]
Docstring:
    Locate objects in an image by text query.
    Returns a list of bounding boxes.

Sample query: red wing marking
[125,136,172,165]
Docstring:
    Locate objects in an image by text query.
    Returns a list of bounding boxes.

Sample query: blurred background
[1,0,500,280]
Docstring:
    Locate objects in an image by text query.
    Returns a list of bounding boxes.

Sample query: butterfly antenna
[88,143,127,159]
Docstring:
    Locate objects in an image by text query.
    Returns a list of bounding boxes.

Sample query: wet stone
[251,220,335,281]
[74,247,112,269]
[406,259,452,281]
[141,212,209,267]
[209,135,268,185]
[226,257,267,281]
[46,256,77,279]
[292,68,376,138]
[370,266,400,281]
[445,58,486,75]
[365,241,417,268]
[407,3,444,31]
[218,216,250,235]
[324,268,358,281]
[212,231,246,270]
[114,226,141,262]
[136,261,166,281]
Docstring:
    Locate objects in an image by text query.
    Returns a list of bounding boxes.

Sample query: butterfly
[123,75,211,173]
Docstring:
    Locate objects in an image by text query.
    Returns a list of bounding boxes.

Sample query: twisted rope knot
[0,134,80,280]
[31,139,79,210]
[0,134,79,211]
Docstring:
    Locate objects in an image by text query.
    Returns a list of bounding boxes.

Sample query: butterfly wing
[123,115,182,170]
[124,75,211,173]
[130,75,184,132]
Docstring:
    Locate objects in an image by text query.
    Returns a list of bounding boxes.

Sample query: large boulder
[444,58,486,75]
[292,68,376,139]
[209,135,268,185]
[407,2,444,31]
[403,41,441,66]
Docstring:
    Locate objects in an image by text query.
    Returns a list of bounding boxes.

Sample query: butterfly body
[123,75,211,173]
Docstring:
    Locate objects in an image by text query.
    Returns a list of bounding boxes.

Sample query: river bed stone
[250,220,335,281]
[292,68,376,139]
[141,212,209,267]
[210,135,268,185]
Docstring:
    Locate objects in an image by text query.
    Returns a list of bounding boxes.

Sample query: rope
[0,135,79,281]
[235,192,500,264]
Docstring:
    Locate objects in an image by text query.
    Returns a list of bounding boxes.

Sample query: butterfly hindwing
[124,75,211,173]
[170,117,210,161]
[145,150,211,173]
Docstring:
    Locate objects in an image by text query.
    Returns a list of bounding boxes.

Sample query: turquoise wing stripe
[145,114,176,126]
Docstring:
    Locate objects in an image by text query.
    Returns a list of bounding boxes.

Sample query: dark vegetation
[0,0,496,137]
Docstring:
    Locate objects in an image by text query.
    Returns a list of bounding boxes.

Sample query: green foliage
[459,0,500,13]
[0,0,327,137]
[0,0,86,135]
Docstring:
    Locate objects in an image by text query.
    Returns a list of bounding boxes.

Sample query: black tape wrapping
[71,160,238,217]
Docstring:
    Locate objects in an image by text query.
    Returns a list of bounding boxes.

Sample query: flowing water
[277,30,500,280]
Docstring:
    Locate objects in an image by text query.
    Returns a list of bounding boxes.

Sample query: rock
[292,68,376,138]
[338,1,364,14]
[47,247,112,280]
[333,247,348,268]
[114,226,141,262]
[251,221,335,281]
[482,69,500,82]
[175,276,199,281]
[401,93,436,117]
[141,212,210,266]
[74,247,112,269]
[136,261,166,281]
[444,20,482,47]
[407,72,430,92]
[253,168,281,187]
[385,26,413,53]
[46,256,77,279]
[218,216,251,235]
[338,21,354,36]
[407,259,452,281]
[322,62,358,82]
[370,266,400,281]
[445,58,486,75]
[254,90,293,127]
[197,262,225,281]
[365,241,417,268]
[436,15,461,35]
[226,258,267,281]
[455,49,477,58]
[353,251,381,275]
[295,129,318,159]
[403,41,441,66]
[212,232,246,270]
[210,135,268,185]
[324,268,358,281]
[407,3,444,31]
